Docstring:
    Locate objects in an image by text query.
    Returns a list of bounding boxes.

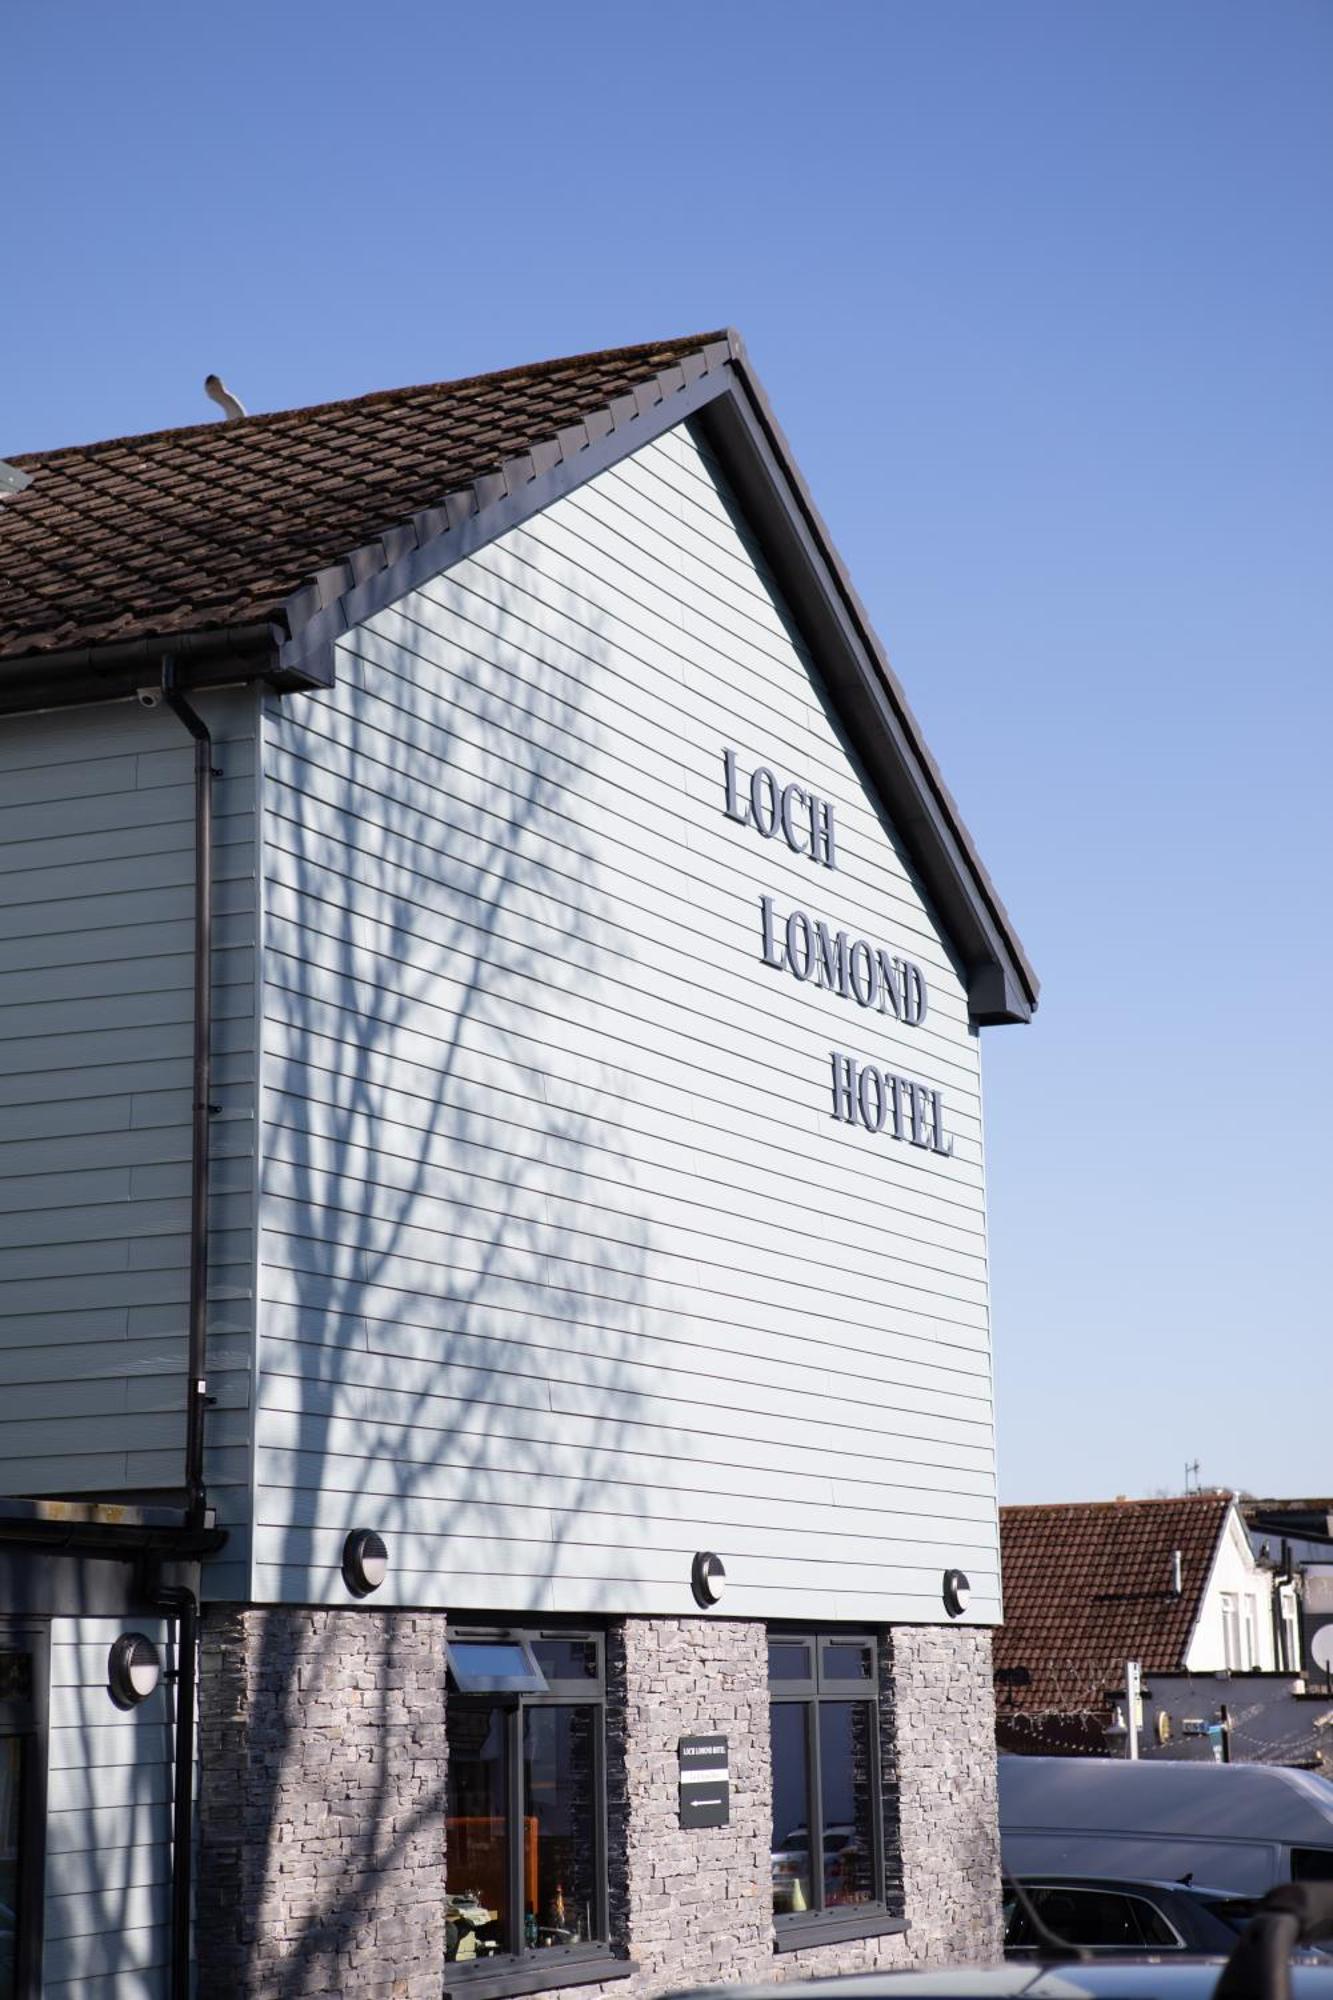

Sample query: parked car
[666,1881,1333,2000]
[1003,1876,1259,1955]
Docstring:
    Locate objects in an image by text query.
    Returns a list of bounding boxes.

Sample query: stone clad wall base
[197,1606,449,2000]
[891,1625,1003,1966]
[546,1616,998,2000]
[613,1616,773,1992]
[771,1932,913,1981]
[194,1609,999,1998]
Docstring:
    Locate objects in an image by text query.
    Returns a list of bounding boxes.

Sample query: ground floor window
[769,1631,885,1940]
[445,1629,607,1987]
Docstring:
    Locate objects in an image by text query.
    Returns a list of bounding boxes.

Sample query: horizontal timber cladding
[254,420,999,1620]
[0,691,258,1540]
[45,1614,177,1998]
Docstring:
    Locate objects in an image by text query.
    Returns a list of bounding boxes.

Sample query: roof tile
[995,1491,1234,1721]
[0,333,727,660]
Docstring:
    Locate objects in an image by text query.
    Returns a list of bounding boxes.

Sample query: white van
[999,1755,1333,1895]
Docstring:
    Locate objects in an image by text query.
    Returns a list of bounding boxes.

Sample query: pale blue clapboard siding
[0,692,257,1540]
[44,1615,175,1999]
[253,421,1000,1623]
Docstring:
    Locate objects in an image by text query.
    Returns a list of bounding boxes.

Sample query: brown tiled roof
[995,1491,1235,1723]
[0,332,727,660]
[0,325,1041,1024]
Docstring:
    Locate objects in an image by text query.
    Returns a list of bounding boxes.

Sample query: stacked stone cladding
[609,1616,773,1992]
[549,1616,916,2000]
[197,1606,449,1999]
[890,1625,1003,1965]
[195,1608,999,1997]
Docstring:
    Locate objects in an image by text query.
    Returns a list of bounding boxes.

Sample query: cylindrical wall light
[691,1551,727,1608]
[343,1528,389,1597]
[942,1568,971,1618]
[109,1632,163,1708]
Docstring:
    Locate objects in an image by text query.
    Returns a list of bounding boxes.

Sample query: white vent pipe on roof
[204,373,246,420]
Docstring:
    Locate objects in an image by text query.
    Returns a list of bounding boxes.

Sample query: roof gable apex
[1178,1498,1245,1665]
[0,330,1036,1022]
[275,335,1037,1025]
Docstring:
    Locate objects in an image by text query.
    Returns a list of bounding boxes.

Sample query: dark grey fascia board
[275,342,737,690]
[0,1496,191,1531]
[0,1511,226,1562]
[277,338,1036,1024]
[0,344,1035,1021]
[0,619,313,719]
[968,959,1036,1027]
[695,351,1038,1024]
[278,344,1024,1024]
[0,1544,202,1619]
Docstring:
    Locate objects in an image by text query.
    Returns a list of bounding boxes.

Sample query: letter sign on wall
[678,1733,730,1828]
[722,744,952,1155]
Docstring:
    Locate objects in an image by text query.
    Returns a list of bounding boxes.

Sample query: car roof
[999,1757,1333,1844]
[665,1965,1333,2000]
[1007,1877,1250,1899]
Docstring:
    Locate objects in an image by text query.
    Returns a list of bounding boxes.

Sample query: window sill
[774,1911,909,1954]
[445,1953,636,2000]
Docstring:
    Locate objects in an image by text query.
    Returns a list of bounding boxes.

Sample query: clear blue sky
[6,2,1330,1503]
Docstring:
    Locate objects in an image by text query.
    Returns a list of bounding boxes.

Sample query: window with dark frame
[769,1633,887,1942]
[445,1629,610,1992]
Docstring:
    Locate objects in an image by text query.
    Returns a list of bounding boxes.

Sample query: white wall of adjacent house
[1184,1505,1278,1671]
[250,418,1000,1622]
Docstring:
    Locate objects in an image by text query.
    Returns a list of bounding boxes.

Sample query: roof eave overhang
[275,335,1038,1026]
[0,336,1037,1023]
[0,617,319,719]
[697,354,1039,1024]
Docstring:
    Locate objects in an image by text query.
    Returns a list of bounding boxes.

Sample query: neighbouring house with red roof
[995,1493,1329,1769]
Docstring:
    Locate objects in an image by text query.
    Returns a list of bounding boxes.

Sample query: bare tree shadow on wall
[201,564,669,1997]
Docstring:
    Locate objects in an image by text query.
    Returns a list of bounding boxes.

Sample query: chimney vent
[204,374,247,421]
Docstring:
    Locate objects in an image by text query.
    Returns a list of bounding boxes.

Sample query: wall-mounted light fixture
[109,1632,162,1708]
[343,1528,389,1597]
[942,1568,971,1618]
[691,1551,727,1608]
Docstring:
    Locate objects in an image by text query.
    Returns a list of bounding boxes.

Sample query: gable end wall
[251,421,998,1621]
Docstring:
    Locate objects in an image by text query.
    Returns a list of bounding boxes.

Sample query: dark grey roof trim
[0,333,1036,1022]
[0,618,313,719]
[275,340,735,687]
[277,334,1037,1025]
[696,343,1038,1020]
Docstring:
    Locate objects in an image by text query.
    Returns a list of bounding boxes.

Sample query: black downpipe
[141,1562,199,2000]
[160,660,214,1533]
[158,659,217,2000]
